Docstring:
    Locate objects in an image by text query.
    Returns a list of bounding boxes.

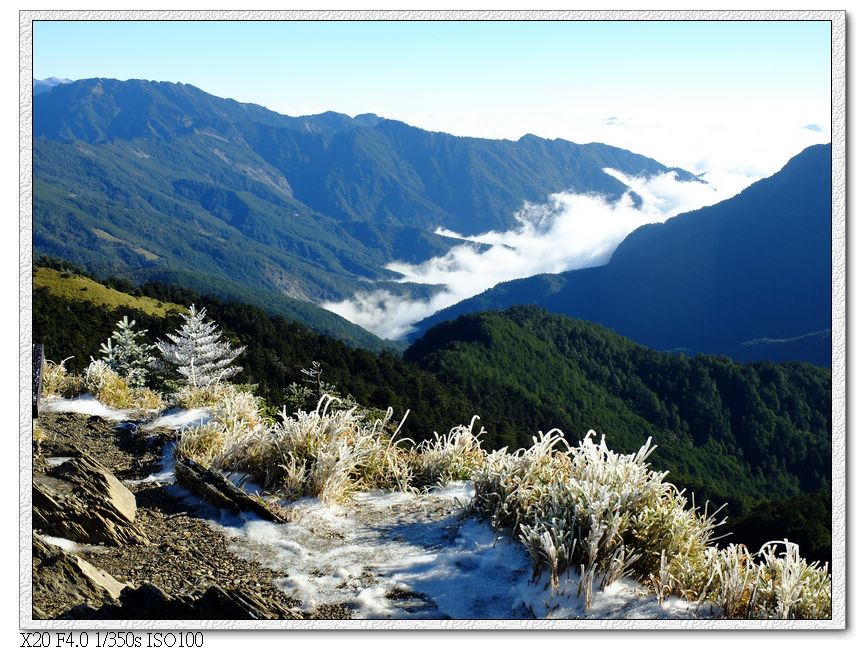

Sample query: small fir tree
[157,305,245,388]
[99,316,157,389]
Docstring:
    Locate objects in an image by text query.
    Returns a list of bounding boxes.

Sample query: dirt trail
[32,411,352,619]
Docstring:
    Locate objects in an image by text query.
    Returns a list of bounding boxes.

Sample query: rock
[32,534,130,614]
[66,581,304,620]
[189,584,304,619]
[33,454,149,546]
[174,456,290,523]
[65,582,179,620]
[55,454,138,522]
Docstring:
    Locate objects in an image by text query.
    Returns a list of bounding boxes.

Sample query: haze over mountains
[32,77,830,365]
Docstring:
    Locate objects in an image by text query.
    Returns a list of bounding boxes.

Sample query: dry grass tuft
[41,358,84,398]
[83,359,164,411]
[42,357,162,411]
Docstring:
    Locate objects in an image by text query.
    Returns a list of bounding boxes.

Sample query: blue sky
[32,18,830,181]
[29,17,835,291]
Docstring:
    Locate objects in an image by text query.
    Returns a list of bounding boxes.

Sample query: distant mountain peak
[33,77,73,94]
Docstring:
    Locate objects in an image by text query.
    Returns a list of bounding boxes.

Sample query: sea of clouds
[322,166,758,340]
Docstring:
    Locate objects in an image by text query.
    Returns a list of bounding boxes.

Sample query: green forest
[31,259,832,565]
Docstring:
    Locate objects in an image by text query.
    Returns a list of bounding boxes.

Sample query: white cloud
[322,167,746,340]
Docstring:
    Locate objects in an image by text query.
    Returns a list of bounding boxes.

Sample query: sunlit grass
[33,267,184,318]
[41,357,84,398]
[41,357,162,411]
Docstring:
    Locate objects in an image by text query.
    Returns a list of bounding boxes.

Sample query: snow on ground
[39,397,211,432]
[128,408,211,485]
[188,483,708,620]
[40,534,110,555]
[40,395,135,421]
[142,407,211,431]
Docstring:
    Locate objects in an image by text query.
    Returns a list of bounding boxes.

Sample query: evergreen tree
[99,316,157,389]
[157,305,245,388]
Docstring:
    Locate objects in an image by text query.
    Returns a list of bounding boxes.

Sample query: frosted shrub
[182,395,414,504]
[174,381,261,418]
[471,430,721,604]
[41,357,83,398]
[99,316,157,389]
[699,544,757,616]
[173,381,240,412]
[175,383,269,467]
[176,420,233,467]
[749,541,831,619]
[415,415,486,486]
[158,305,245,388]
[353,407,416,493]
[83,359,163,410]
[272,398,415,502]
[694,540,831,619]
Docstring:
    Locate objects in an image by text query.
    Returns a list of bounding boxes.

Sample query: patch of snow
[198,482,710,620]
[40,535,108,555]
[39,395,133,420]
[142,407,211,430]
[510,572,706,620]
[40,535,80,553]
[44,456,74,467]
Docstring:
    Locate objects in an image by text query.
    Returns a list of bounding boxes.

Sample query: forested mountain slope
[406,306,830,513]
[34,264,830,524]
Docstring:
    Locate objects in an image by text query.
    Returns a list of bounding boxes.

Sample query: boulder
[32,534,130,614]
[33,454,149,546]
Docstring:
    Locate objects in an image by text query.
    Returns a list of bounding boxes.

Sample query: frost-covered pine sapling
[99,316,158,389]
[157,305,245,388]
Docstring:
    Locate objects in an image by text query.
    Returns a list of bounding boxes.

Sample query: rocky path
[31,409,534,620]
[31,411,351,619]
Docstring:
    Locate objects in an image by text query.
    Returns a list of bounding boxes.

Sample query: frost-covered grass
[179,394,416,503]
[470,430,715,603]
[414,415,486,487]
[174,393,830,619]
[173,383,268,468]
[46,375,830,620]
[698,540,832,619]
[176,392,490,504]
[83,359,163,410]
[468,429,831,619]
[42,358,162,411]
[41,358,84,398]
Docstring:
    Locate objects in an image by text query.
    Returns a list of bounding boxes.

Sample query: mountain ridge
[411,144,831,365]
[33,77,705,339]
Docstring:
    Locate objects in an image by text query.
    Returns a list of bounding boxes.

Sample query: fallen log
[174,456,290,523]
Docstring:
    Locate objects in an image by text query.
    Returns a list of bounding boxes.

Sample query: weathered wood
[174,457,290,523]
[33,343,44,419]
